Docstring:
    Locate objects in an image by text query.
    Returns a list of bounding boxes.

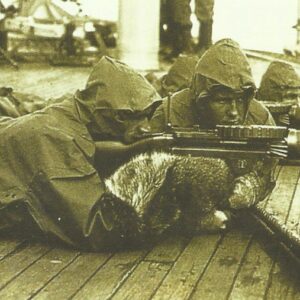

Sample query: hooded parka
[149,39,277,206]
[0,56,161,250]
[258,61,300,102]
[152,55,198,97]
[150,39,273,130]
[257,61,300,127]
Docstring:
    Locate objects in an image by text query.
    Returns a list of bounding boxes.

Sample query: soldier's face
[112,110,152,143]
[281,88,300,105]
[94,109,151,143]
[206,91,248,126]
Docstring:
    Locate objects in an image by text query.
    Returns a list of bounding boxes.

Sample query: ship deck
[0,63,299,300]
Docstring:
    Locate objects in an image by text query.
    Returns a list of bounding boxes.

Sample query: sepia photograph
[0,0,299,299]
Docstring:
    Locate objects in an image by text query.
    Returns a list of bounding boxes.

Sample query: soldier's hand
[228,177,257,210]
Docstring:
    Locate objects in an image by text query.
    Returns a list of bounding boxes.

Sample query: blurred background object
[118,0,160,70]
[0,0,299,70]
[1,0,115,65]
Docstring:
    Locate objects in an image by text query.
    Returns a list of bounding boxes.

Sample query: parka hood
[191,39,256,98]
[257,61,300,101]
[74,56,162,137]
[163,55,199,90]
[78,56,161,111]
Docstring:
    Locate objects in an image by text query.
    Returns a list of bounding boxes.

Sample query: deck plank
[113,261,170,300]
[0,238,25,261]
[286,178,300,235]
[228,236,274,300]
[0,243,50,290]
[72,249,148,300]
[255,165,299,250]
[264,166,300,300]
[265,166,300,219]
[190,231,252,300]
[111,236,188,299]
[0,248,79,299]
[151,234,221,300]
[265,255,300,300]
[264,165,299,267]
[274,165,300,185]
[229,165,299,300]
[145,235,189,263]
[34,252,112,300]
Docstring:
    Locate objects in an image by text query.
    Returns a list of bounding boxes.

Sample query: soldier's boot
[198,20,213,56]
[181,25,194,54]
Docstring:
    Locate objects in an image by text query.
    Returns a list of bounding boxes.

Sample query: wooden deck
[0,64,299,299]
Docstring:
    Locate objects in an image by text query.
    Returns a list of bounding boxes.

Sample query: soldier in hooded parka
[149,38,278,209]
[147,54,199,98]
[0,56,162,250]
[257,61,300,128]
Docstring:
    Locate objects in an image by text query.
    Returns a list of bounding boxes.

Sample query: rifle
[147,124,300,264]
[139,124,300,161]
[95,124,300,162]
[96,119,300,167]
[95,124,300,265]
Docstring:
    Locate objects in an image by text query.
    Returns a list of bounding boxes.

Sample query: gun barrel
[249,206,300,266]
[171,147,271,159]
[104,126,300,159]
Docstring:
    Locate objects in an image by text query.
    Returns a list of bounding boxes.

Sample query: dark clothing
[0,100,106,249]
[195,0,214,22]
[160,0,192,42]
[0,30,8,51]
[149,89,276,204]
[0,87,50,116]
[59,22,77,56]
[150,55,198,97]
[257,61,300,127]
[149,89,274,130]
[195,0,214,50]
[167,0,192,26]
[258,61,300,102]
[191,39,256,97]
[0,2,18,51]
[0,56,161,250]
[160,0,193,57]
[150,39,277,206]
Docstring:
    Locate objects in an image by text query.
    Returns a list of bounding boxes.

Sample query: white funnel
[118,0,160,71]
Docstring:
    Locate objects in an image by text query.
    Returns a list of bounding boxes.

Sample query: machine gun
[141,125,300,265]
[138,124,300,161]
[95,124,300,164]
[95,123,300,265]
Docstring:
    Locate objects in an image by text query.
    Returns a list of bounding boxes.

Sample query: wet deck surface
[0,63,299,299]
